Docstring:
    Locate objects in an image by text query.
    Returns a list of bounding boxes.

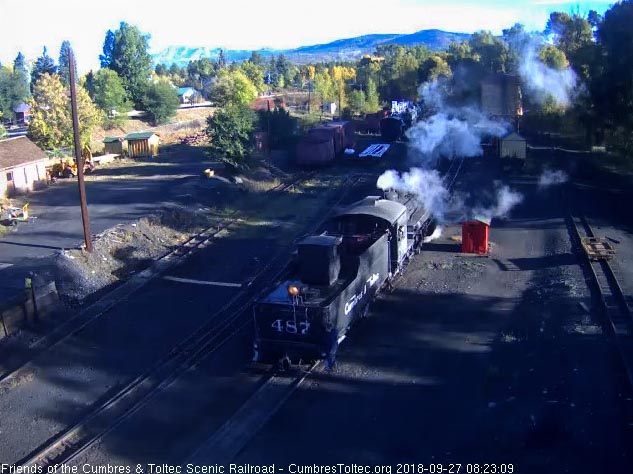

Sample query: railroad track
[568,213,633,393]
[443,155,465,193]
[15,172,366,469]
[189,162,472,464]
[188,361,320,464]
[0,172,316,388]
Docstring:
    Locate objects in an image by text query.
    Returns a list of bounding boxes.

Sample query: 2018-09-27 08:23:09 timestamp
[394,464,515,474]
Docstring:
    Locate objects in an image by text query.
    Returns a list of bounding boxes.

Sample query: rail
[0,172,316,388]
[568,213,633,393]
[15,172,365,468]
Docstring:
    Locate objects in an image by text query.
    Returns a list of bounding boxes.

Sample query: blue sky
[0,0,615,73]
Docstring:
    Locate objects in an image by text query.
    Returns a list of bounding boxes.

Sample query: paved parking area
[0,149,217,301]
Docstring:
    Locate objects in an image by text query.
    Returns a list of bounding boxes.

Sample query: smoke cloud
[406,80,508,166]
[377,168,451,221]
[474,186,523,220]
[378,62,528,227]
[378,169,522,223]
[538,169,568,187]
[423,226,443,243]
[518,40,578,107]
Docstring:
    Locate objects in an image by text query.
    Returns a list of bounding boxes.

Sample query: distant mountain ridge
[152,29,471,66]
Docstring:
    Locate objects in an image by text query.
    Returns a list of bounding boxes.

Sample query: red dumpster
[462,217,491,254]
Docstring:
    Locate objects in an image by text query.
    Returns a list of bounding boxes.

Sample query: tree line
[1,1,632,161]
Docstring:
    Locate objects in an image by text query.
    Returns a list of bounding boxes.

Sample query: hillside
[152,29,471,66]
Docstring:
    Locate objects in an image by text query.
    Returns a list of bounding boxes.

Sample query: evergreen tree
[90,68,131,116]
[143,81,179,125]
[13,52,30,99]
[249,51,265,68]
[13,52,27,76]
[58,40,75,87]
[217,49,227,70]
[206,104,255,169]
[364,78,380,113]
[275,54,291,84]
[0,67,14,117]
[31,47,57,90]
[100,30,116,68]
[84,70,96,97]
[100,23,152,106]
[155,64,168,76]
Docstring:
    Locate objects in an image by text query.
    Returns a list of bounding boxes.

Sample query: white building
[0,137,48,197]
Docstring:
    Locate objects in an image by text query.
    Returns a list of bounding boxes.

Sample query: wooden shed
[499,132,526,160]
[102,136,127,156]
[13,103,31,125]
[125,132,160,158]
[462,216,491,255]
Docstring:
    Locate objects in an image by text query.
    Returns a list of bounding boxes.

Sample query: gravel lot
[0,167,354,464]
[231,159,632,473]
[2,145,631,471]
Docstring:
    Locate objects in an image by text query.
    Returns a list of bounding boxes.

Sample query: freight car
[252,191,432,368]
[380,116,405,141]
[296,133,335,166]
[296,120,354,166]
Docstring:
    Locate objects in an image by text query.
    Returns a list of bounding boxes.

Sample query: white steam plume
[378,169,523,223]
[379,70,524,228]
[538,169,568,187]
[488,186,523,219]
[378,168,451,221]
[518,41,578,107]
[377,168,523,223]
[406,80,508,166]
[423,226,443,243]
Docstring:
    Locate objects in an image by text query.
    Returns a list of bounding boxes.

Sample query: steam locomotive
[252,191,432,368]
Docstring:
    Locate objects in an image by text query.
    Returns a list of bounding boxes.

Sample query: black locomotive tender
[253,191,432,367]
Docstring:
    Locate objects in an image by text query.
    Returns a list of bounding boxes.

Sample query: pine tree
[58,40,76,87]
[364,78,380,113]
[100,30,116,68]
[31,47,57,90]
[13,53,27,75]
[13,52,30,99]
[217,49,227,70]
[100,23,152,106]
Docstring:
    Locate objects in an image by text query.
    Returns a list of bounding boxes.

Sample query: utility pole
[267,99,271,157]
[307,80,311,114]
[69,49,93,252]
[338,86,342,121]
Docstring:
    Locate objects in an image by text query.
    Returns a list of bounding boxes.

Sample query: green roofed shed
[125,132,160,158]
[102,136,127,155]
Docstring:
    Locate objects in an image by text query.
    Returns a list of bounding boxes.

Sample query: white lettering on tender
[344,273,379,315]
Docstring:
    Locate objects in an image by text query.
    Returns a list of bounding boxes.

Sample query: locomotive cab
[329,196,410,275]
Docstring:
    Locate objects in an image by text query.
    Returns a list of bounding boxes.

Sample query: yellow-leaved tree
[28,73,102,152]
[330,66,356,110]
